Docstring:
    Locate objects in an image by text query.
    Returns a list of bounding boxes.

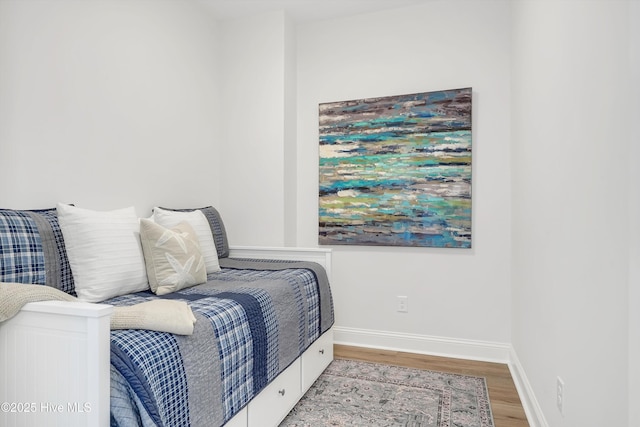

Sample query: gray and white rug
[281,359,494,427]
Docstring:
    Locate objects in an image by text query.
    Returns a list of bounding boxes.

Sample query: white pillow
[139,219,206,295]
[152,207,221,273]
[56,203,149,302]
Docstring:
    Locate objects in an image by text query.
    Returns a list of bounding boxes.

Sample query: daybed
[0,205,334,427]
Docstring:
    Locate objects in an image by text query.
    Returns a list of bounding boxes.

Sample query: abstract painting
[318,87,472,248]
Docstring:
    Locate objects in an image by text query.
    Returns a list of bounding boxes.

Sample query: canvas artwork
[318,87,472,248]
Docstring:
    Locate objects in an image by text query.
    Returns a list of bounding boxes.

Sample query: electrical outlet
[397,296,408,313]
[556,377,564,415]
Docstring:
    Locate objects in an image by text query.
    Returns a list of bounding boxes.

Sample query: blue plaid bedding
[108,259,333,427]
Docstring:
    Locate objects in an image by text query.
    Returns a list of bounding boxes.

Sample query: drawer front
[224,406,247,427]
[302,329,333,392]
[247,358,301,427]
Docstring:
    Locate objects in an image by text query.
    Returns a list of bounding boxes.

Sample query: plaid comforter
[108,258,333,427]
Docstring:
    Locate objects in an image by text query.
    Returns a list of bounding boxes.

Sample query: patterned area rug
[281,359,494,427]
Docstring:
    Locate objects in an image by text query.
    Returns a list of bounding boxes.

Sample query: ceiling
[195,0,429,23]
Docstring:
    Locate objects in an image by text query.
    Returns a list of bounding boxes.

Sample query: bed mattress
[107,258,334,427]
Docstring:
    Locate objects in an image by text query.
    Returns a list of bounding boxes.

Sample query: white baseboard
[508,348,548,427]
[333,326,547,427]
[333,326,511,363]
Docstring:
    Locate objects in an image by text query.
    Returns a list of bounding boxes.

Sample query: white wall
[628,2,639,426]
[283,15,298,247]
[511,1,633,425]
[0,0,222,216]
[296,0,512,350]
[218,11,295,247]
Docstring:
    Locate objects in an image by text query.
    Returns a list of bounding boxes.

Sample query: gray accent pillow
[0,208,76,296]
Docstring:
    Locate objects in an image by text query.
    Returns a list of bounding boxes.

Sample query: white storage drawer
[301,330,333,392]
[223,327,334,427]
[224,406,247,427]
[247,358,301,427]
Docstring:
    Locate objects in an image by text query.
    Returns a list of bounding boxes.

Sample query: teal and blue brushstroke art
[319,87,472,248]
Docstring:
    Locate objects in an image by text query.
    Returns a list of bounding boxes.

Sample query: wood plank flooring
[334,344,529,427]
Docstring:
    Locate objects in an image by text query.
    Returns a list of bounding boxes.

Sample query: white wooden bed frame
[0,247,333,427]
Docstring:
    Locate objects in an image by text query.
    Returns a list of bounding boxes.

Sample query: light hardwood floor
[334,345,529,427]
